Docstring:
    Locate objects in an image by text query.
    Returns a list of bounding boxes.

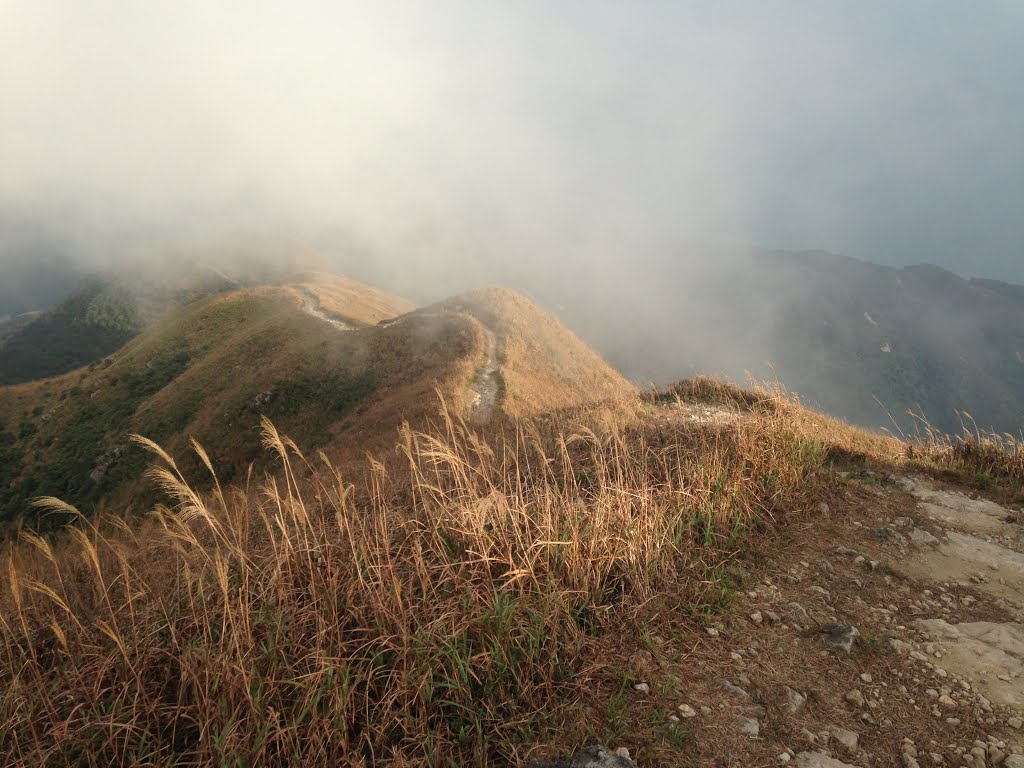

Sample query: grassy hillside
[0,280,634,533]
[436,286,636,418]
[0,279,455,531]
[0,234,393,388]
[3,265,1023,764]
[6,366,1016,765]
[0,268,242,386]
[0,277,146,385]
[0,381,822,765]
[287,271,416,325]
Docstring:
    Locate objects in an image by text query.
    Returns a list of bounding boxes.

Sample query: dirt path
[468,328,500,423]
[537,471,1024,768]
[294,286,354,331]
[893,477,1024,709]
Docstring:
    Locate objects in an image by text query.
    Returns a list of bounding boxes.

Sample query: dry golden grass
[437,287,636,419]
[0,286,477,530]
[1,383,829,766]
[651,375,905,467]
[286,272,415,326]
[904,418,1024,488]
[0,282,638,536]
[5,361,1020,766]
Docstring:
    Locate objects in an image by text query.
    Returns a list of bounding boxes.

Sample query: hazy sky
[2,1,1023,282]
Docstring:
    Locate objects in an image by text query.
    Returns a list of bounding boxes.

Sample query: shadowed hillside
[530,247,1024,438]
[0,233,382,387]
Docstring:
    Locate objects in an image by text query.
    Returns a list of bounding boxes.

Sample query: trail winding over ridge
[297,291,504,423]
[294,286,354,331]
[468,327,500,423]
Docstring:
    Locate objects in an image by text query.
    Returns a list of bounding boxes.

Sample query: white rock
[677,703,697,718]
[910,528,939,545]
[735,716,760,737]
[830,727,859,753]
[784,686,808,714]
[793,753,859,768]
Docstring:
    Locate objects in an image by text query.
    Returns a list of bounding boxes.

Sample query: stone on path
[829,727,859,753]
[526,745,637,767]
[783,686,808,714]
[734,716,760,737]
[718,679,753,701]
[793,753,860,768]
[910,528,939,545]
[821,624,859,653]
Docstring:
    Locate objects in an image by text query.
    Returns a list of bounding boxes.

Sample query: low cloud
[2,2,1023,431]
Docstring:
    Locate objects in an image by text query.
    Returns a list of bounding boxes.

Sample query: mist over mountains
[332,240,1024,438]
[539,247,1024,437]
[5,6,1024,765]
[3,234,1022,438]
[3,3,1023,436]
[0,219,83,320]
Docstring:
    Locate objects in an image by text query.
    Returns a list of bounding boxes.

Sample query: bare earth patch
[537,473,1024,767]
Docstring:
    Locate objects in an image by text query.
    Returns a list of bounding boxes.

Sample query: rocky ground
[529,470,1024,767]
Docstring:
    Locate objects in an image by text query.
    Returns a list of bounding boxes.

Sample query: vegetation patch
[0,277,143,386]
[0,349,192,530]
[269,371,377,419]
[0,383,833,765]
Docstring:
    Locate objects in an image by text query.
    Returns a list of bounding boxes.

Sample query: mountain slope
[6,263,1024,764]
[533,247,1024,437]
[0,270,237,386]
[0,279,632,531]
[10,339,1024,765]
[435,286,636,419]
[0,233,392,387]
[0,277,423,529]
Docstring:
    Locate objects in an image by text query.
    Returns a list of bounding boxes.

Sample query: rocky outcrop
[526,745,637,767]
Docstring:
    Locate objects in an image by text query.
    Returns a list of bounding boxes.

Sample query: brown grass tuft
[7,373,1017,765]
[0,384,831,766]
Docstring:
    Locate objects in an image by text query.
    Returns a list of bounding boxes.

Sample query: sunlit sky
[2,1,1022,281]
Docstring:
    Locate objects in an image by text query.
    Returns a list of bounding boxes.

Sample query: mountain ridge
[520,245,1024,438]
[2,259,1024,766]
[0,276,633,530]
[6,243,1024,439]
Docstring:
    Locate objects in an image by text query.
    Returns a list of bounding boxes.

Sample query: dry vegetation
[2,381,832,767]
[285,272,415,326]
[2,366,1020,766]
[1,281,646,536]
[0,284,473,531]
[438,287,636,418]
[902,413,1024,489]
